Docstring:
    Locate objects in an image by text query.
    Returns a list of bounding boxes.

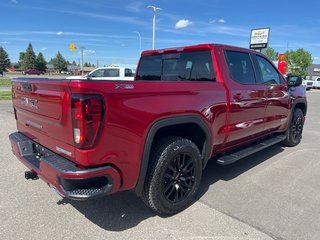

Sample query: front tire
[282,108,304,147]
[142,137,202,215]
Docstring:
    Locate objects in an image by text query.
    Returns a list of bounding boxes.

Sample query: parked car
[302,78,313,90]
[9,43,307,215]
[22,69,44,75]
[313,77,320,89]
[67,67,134,81]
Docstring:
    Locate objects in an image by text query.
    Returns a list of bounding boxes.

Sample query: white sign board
[250,28,270,49]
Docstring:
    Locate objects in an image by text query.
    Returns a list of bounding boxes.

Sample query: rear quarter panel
[68,80,227,190]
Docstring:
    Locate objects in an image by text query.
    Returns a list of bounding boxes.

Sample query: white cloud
[0,41,8,44]
[125,2,144,13]
[10,0,18,4]
[83,49,96,55]
[210,18,226,24]
[57,32,63,35]
[61,10,146,26]
[175,19,192,29]
[41,47,47,51]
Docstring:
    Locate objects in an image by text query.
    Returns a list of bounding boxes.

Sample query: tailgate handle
[21,82,32,92]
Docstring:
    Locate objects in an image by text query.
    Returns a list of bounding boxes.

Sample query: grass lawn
[0,91,12,100]
[0,78,12,87]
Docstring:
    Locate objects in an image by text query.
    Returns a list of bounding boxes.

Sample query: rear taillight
[71,94,105,149]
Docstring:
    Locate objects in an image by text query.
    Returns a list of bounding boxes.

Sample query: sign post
[249,28,270,51]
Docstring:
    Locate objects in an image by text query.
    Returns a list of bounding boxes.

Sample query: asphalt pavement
[1,91,319,240]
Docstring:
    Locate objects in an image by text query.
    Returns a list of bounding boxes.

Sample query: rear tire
[142,137,202,215]
[282,108,304,147]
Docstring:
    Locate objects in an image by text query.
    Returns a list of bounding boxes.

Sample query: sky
[1,0,320,68]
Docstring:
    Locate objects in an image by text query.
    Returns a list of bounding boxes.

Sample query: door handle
[233,93,243,101]
[265,90,273,98]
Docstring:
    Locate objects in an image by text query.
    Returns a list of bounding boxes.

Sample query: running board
[217,135,286,165]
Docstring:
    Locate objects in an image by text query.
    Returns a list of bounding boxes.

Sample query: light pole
[134,31,142,54]
[79,46,85,76]
[147,5,161,50]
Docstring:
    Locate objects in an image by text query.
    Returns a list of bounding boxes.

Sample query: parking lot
[1,91,319,240]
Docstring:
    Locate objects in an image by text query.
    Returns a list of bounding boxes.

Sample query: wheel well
[152,123,207,157]
[134,116,211,196]
[295,103,306,115]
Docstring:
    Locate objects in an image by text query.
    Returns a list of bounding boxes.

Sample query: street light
[79,46,85,76]
[147,5,161,50]
[133,31,142,54]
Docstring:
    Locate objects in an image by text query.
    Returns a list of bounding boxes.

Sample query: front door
[252,55,290,132]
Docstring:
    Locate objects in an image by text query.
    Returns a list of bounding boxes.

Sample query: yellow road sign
[70,43,76,52]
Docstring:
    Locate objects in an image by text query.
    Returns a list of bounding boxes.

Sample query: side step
[217,135,286,165]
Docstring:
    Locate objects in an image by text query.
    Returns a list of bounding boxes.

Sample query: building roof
[67,65,80,71]
[306,64,320,77]
[46,64,54,69]
[82,67,96,72]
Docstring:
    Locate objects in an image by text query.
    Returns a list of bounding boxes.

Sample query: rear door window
[225,50,256,84]
[136,51,215,81]
[104,69,120,77]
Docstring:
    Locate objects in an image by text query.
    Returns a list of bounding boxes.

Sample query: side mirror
[287,76,302,88]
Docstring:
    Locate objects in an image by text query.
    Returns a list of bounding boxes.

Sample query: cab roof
[141,43,260,56]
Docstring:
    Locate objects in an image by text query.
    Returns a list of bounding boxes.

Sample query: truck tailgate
[12,79,74,151]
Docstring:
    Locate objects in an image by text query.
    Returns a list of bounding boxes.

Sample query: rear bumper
[9,132,121,200]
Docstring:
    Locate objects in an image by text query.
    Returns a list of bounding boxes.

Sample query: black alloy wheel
[291,113,303,143]
[142,137,202,215]
[282,108,304,147]
[162,153,195,203]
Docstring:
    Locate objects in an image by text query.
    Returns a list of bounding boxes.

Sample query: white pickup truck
[67,67,135,81]
[313,77,320,89]
[302,78,313,90]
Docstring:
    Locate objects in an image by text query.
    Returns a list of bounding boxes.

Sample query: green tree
[0,46,11,71]
[17,52,25,69]
[285,48,312,76]
[48,58,54,64]
[262,47,279,61]
[71,60,77,66]
[36,52,47,71]
[23,43,37,69]
[51,52,67,72]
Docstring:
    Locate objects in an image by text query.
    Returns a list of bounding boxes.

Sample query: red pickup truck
[9,44,307,215]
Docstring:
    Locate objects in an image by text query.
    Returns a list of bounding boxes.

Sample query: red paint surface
[10,44,306,193]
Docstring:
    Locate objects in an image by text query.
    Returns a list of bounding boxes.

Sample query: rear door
[252,54,290,132]
[224,50,269,147]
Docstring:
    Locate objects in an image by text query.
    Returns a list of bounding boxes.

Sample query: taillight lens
[71,94,104,149]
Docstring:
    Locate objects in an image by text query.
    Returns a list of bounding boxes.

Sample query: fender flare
[134,115,211,196]
[292,98,307,115]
